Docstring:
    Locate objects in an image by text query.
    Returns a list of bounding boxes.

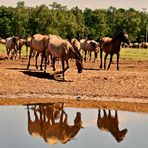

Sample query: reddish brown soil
[0,53,148,112]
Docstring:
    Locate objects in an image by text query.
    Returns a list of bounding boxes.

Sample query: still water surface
[0,103,148,148]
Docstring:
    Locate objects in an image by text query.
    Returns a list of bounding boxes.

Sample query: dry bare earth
[0,53,148,111]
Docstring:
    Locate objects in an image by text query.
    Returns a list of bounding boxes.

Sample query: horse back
[100,37,112,54]
[31,34,49,52]
[5,37,14,49]
[49,36,69,59]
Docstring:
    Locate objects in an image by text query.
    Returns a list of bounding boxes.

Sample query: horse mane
[113,30,127,41]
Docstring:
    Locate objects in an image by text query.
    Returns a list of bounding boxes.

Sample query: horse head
[121,30,130,45]
[75,51,83,73]
[71,42,83,73]
[115,128,128,143]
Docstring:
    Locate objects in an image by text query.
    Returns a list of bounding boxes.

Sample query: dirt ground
[0,53,148,112]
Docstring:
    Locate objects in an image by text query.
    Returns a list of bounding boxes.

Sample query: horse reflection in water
[27,103,83,144]
[97,109,128,143]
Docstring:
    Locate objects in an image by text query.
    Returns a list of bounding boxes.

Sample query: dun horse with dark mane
[100,30,130,70]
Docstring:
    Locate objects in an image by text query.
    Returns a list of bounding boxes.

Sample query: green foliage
[0,1,148,41]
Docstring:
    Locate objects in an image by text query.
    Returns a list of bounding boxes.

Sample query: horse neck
[69,48,79,60]
[112,35,123,48]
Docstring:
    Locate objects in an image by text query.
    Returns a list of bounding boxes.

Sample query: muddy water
[0,103,148,148]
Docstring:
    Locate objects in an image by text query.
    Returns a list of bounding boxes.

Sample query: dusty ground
[0,53,148,112]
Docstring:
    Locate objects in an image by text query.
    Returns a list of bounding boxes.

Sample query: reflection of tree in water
[27,103,83,144]
[97,109,128,143]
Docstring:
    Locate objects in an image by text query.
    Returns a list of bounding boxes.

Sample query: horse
[27,34,49,71]
[0,38,6,45]
[71,38,81,50]
[100,30,130,70]
[97,109,128,143]
[80,39,99,62]
[5,36,19,60]
[17,38,26,59]
[46,35,83,79]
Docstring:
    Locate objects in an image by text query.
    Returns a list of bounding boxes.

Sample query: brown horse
[82,40,99,62]
[27,34,49,71]
[25,36,32,58]
[5,36,19,60]
[47,35,83,79]
[0,38,6,44]
[97,109,128,143]
[17,39,26,59]
[100,30,130,70]
[71,38,80,50]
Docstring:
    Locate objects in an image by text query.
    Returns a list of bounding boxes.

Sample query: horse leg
[27,48,33,69]
[104,53,108,69]
[18,47,21,59]
[84,50,87,62]
[35,52,39,69]
[40,52,44,71]
[99,48,103,69]
[44,54,48,72]
[6,48,9,56]
[14,48,17,60]
[52,57,56,71]
[94,51,98,63]
[10,49,15,60]
[61,60,69,79]
[107,54,113,70]
[26,46,28,58]
[89,51,92,62]
[117,53,120,71]
[61,60,65,79]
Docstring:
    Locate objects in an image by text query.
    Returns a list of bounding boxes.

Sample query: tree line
[0,1,148,42]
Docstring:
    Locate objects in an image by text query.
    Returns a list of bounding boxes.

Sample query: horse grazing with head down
[47,35,83,79]
[100,30,130,70]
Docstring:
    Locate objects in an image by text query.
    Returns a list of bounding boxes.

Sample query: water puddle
[0,102,148,148]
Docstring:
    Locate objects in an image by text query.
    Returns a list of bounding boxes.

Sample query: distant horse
[97,109,128,143]
[5,36,19,60]
[25,36,32,58]
[17,39,26,59]
[80,39,99,62]
[100,30,130,70]
[0,38,6,45]
[71,38,81,50]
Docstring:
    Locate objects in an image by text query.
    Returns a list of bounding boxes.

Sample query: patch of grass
[120,48,148,60]
[0,44,27,55]
[0,44,6,53]
[0,45,148,60]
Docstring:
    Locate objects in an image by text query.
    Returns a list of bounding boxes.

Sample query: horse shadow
[5,67,72,82]
[22,70,55,80]
[83,67,100,71]
[21,70,73,82]
[0,56,8,60]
